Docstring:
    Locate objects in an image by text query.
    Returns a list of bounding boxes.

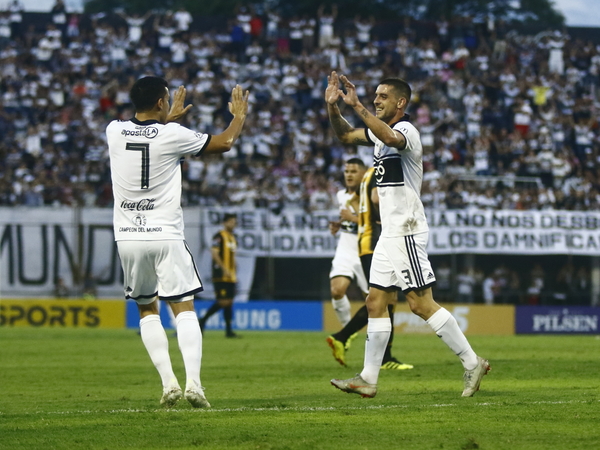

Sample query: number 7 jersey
[107,118,211,241]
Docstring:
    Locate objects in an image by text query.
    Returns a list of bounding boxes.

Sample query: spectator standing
[7,0,23,39]
[457,267,476,303]
[482,272,500,305]
[317,4,337,49]
[355,16,374,49]
[288,15,303,55]
[0,11,11,44]
[50,0,67,36]
[116,10,152,44]
[548,31,567,75]
[302,14,316,53]
[173,7,193,33]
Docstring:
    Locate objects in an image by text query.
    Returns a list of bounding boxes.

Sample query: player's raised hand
[166,85,192,123]
[229,84,249,118]
[325,71,342,105]
[339,75,359,107]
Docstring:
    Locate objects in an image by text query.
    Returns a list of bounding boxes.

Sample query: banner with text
[516,306,600,334]
[0,299,125,328]
[323,302,515,335]
[427,210,600,255]
[2,207,600,297]
[202,208,339,258]
[125,300,323,331]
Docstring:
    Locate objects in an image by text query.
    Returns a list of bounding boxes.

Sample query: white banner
[0,207,339,297]
[0,207,205,298]
[427,210,600,255]
[202,208,339,258]
[2,207,600,297]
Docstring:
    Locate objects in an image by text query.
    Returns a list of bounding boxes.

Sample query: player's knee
[406,287,437,319]
[407,299,437,320]
[365,294,387,317]
[330,285,346,299]
[408,301,426,318]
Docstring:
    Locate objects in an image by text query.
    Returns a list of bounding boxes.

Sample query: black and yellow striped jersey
[211,229,237,283]
[358,167,381,257]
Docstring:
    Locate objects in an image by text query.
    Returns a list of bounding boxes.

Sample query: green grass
[1,328,599,450]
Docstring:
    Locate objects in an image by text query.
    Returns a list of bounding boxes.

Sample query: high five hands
[166,85,193,123]
[325,71,360,107]
[166,84,249,123]
[229,84,250,118]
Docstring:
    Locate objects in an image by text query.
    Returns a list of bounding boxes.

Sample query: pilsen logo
[121,199,156,211]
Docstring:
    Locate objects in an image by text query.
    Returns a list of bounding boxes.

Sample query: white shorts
[117,240,203,304]
[370,232,436,293]
[329,240,369,295]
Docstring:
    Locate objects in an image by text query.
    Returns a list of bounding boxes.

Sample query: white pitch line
[2,399,599,416]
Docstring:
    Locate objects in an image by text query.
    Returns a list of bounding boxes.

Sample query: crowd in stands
[1,1,600,214]
[2,2,597,305]
[434,258,592,306]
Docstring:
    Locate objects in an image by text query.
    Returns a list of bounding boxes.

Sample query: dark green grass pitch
[1,327,599,449]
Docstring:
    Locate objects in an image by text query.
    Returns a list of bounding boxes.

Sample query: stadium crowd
[0,3,599,214]
[2,2,595,305]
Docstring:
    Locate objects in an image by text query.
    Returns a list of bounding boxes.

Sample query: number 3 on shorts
[401,269,412,286]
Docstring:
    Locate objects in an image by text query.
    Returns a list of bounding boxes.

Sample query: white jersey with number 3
[107,118,211,241]
[366,115,428,237]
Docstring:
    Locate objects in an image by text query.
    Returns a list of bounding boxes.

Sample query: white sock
[360,318,391,385]
[175,311,203,390]
[139,314,179,389]
[427,308,478,370]
[332,295,351,326]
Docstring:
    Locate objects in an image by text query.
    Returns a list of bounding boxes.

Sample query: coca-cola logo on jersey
[121,199,156,211]
[121,127,159,139]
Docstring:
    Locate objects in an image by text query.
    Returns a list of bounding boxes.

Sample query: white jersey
[330,189,367,293]
[107,118,211,241]
[366,115,429,237]
[335,189,359,252]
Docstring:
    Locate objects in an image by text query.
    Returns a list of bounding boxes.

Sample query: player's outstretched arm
[339,74,406,149]
[326,71,370,146]
[205,85,249,154]
[166,85,193,123]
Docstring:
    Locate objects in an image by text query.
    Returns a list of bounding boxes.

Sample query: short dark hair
[223,213,237,222]
[379,78,412,104]
[130,76,168,112]
[346,158,366,168]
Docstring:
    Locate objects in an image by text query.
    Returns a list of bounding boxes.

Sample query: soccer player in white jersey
[329,158,368,327]
[325,71,490,398]
[107,76,248,408]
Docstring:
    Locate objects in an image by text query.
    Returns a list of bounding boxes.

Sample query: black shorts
[360,253,373,283]
[213,282,236,300]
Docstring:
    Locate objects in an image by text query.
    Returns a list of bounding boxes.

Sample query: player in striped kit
[107,76,248,407]
[199,213,240,338]
[326,71,489,398]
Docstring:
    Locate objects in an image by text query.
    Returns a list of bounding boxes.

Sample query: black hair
[223,213,238,222]
[345,158,366,168]
[379,78,412,104]
[129,76,168,112]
